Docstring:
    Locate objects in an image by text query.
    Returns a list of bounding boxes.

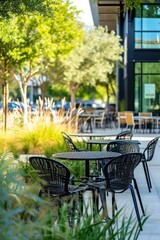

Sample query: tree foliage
[0,0,54,18]
[124,0,155,10]
[0,0,83,126]
[0,0,156,18]
[62,26,123,107]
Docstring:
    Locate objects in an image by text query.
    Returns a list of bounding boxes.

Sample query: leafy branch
[124,0,155,10]
[0,0,53,17]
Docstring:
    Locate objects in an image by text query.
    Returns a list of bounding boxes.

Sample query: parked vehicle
[8,102,21,112]
[55,101,62,110]
[76,101,94,110]
[63,102,71,111]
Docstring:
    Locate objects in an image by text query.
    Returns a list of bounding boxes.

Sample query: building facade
[91,0,160,114]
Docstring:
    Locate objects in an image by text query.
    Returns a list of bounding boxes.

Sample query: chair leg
[132,178,145,216]
[70,194,77,229]
[92,188,99,218]
[145,162,152,189]
[58,197,62,218]
[142,161,151,192]
[36,189,43,211]
[77,192,83,224]
[129,184,143,231]
[99,188,109,220]
[112,192,116,219]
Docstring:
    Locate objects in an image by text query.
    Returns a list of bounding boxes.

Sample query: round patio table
[69,133,117,141]
[53,151,121,178]
[86,139,141,151]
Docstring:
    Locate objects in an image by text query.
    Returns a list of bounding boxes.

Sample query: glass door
[135,62,160,113]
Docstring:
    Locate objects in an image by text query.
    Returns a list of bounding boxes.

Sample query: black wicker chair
[116,130,133,140]
[141,136,159,192]
[61,132,101,178]
[29,156,87,227]
[102,141,140,169]
[107,141,140,153]
[61,131,87,152]
[89,153,145,230]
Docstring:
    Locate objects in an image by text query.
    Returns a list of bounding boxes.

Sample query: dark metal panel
[126,10,135,111]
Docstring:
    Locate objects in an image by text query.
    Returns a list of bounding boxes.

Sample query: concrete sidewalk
[91,128,160,239]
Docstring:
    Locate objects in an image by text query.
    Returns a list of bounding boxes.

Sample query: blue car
[8,102,21,112]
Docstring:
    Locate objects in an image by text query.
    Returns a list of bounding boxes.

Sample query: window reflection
[142,18,160,31]
[135,4,160,49]
[142,33,160,48]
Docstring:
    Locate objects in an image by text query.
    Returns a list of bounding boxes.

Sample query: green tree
[0,0,53,18]
[0,16,21,130]
[0,1,83,126]
[62,26,123,108]
[0,0,156,17]
[96,70,117,105]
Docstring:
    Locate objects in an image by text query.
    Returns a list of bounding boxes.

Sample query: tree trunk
[3,82,8,131]
[106,84,110,103]
[18,83,28,125]
[69,83,79,109]
[22,85,28,125]
[40,83,47,102]
[108,78,116,97]
[70,90,75,108]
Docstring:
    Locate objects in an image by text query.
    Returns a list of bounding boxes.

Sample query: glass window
[135,18,141,31]
[142,63,160,74]
[142,18,160,31]
[135,62,141,73]
[142,32,160,48]
[134,62,160,112]
[135,4,160,49]
[135,32,141,48]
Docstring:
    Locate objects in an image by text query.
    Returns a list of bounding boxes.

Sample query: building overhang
[90,0,160,32]
[90,0,125,31]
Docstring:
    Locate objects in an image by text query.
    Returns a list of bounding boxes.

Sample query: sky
[71,0,94,26]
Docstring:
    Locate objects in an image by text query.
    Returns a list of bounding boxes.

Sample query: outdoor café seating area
[48,102,160,135]
[117,111,160,134]
[73,109,160,134]
[28,127,160,239]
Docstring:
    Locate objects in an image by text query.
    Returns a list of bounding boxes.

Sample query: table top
[53,151,120,160]
[120,115,160,120]
[69,133,116,138]
[80,113,100,117]
[134,116,160,120]
[86,139,140,145]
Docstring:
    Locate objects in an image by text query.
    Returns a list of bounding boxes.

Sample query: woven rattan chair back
[109,142,140,154]
[106,140,124,152]
[29,156,70,195]
[61,132,80,152]
[143,136,159,162]
[103,153,142,190]
[101,153,144,230]
[106,139,139,152]
[116,130,133,140]
[29,156,87,228]
[103,141,140,169]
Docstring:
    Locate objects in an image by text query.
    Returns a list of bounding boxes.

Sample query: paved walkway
[89,127,160,240]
